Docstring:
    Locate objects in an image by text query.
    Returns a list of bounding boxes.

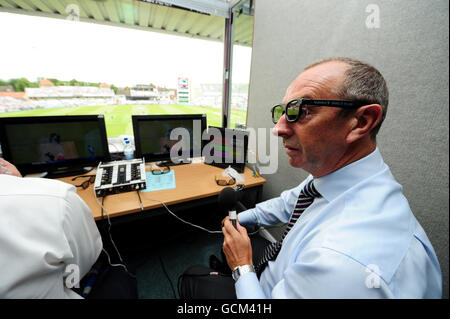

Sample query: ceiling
[0,0,253,46]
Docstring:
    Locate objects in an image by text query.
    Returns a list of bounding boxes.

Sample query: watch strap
[232,264,255,281]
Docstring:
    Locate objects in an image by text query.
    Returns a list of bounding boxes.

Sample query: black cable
[136,190,143,211]
[101,196,105,219]
[158,255,177,299]
[177,273,183,298]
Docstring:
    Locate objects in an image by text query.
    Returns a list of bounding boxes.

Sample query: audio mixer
[94,158,146,197]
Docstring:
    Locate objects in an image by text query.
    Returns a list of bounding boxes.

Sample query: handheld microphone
[218,187,238,229]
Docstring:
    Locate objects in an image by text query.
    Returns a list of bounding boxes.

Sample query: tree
[47,78,65,86]
[10,78,38,92]
[110,84,118,94]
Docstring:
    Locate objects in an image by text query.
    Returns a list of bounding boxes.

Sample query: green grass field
[0,104,247,137]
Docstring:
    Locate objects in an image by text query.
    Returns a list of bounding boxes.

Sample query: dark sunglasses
[151,165,171,175]
[271,98,364,124]
[72,175,96,189]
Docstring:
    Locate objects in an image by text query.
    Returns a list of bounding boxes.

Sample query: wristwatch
[232,264,255,282]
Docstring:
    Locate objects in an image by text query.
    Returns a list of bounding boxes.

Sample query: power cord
[93,187,136,279]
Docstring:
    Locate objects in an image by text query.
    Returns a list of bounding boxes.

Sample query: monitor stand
[155,159,191,167]
[42,166,94,179]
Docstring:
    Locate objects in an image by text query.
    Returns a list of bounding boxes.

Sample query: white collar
[313,148,385,202]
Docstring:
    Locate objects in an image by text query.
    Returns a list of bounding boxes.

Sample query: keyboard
[94,158,146,197]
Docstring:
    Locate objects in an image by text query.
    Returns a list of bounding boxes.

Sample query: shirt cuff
[235,271,267,299]
[237,209,257,226]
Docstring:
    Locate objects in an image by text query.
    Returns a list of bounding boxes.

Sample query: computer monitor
[0,115,110,177]
[204,126,249,173]
[132,114,206,166]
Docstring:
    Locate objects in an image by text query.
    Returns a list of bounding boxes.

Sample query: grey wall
[247,0,449,298]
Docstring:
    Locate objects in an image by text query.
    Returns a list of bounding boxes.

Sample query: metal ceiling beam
[152,4,168,28]
[0,0,252,45]
[103,0,120,22]
[74,0,91,19]
[187,13,210,35]
[39,0,59,13]
[164,6,182,30]
[137,0,150,26]
[49,0,67,15]
[25,0,51,12]
[80,0,104,20]
[12,0,35,11]
[0,0,15,8]
[142,0,230,18]
[174,8,196,33]
[121,0,136,25]
[234,16,252,37]
[0,5,224,43]
[209,21,224,38]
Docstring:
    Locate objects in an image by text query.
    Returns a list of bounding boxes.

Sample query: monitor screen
[204,126,249,173]
[0,115,110,176]
[133,114,206,164]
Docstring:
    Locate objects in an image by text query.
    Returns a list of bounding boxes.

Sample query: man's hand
[0,158,22,177]
[222,216,253,270]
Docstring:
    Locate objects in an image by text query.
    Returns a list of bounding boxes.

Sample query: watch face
[232,269,239,281]
[232,265,254,281]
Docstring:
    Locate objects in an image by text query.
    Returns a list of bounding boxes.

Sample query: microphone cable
[139,191,259,236]
[139,192,223,234]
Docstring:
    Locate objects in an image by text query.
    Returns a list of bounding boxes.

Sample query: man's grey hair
[304,57,389,139]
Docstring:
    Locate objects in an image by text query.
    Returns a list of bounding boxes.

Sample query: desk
[57,162,266,221]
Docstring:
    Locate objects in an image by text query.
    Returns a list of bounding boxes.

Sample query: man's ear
[346,104,383,143]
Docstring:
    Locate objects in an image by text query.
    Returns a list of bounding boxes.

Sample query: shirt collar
[313,148,385,202]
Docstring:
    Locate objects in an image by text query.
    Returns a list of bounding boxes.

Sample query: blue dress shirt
[237,148,442,298]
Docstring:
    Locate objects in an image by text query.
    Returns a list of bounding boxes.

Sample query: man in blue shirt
[180,57,442,298]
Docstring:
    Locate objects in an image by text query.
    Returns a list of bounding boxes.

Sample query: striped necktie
[255,180,321,276]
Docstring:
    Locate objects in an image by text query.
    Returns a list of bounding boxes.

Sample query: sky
[0,11,252,89]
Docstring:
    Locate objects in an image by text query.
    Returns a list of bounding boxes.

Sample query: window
[0,5,225,148]
[0,1,253,156]
[229,0,254,130]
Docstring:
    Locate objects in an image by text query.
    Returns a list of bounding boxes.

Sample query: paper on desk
[142,170,176,192]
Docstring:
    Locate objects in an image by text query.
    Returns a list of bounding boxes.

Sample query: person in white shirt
[179,57,442,299]
[0,158,102,298]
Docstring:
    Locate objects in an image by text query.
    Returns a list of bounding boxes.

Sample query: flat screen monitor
[0,115,110,177]
[132,114,206,166]
[204,126,249,173]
